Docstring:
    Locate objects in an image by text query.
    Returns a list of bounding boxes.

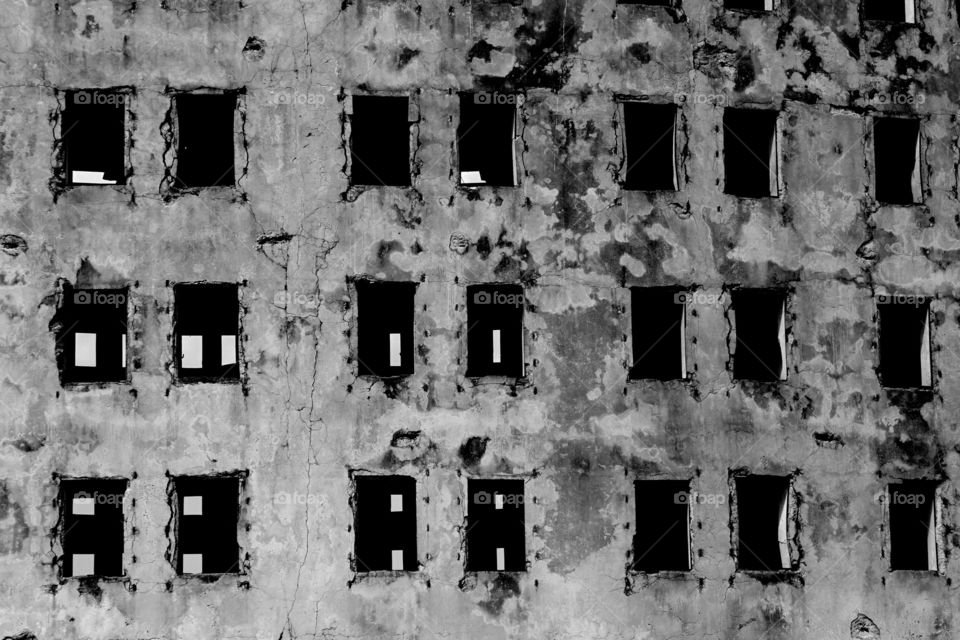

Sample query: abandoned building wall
[1,0,960,638]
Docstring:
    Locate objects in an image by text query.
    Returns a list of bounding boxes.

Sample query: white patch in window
[390,494,403,512]
[182,553,203,574]
[75,332,97,368]
[389,333,402,367]
[183,496,203,516]
[492,329,502,364]
[460,171,484,184]
[220,335,237,366]
[391,549,404,570]
[181,335,203,369]
[73,553,95,576]
[72,496,95,515]
[72,170,117,185]
[495,547,505,571]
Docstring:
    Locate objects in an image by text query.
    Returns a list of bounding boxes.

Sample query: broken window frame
[463,477,527,573]
[52,284,130,387]
[863,0,918,23]
[352,278,417,379]
[57,476,128,580]
[731,472,799,574]
[884,480,942,572]
[59,87,133,189]
[170,473,246,577]
[344,92,416,188]
[172,282,242,384]
[618,99,680,192]
[871,115,925,205]
[724,0,776,13]
[350,472,420,574]
[730,288,789,383]
[457,92,520,188]
[464,283,526,379]
[164,88,244,193]
[630,478,693,573]
[722,107,781,198]
[876,294,932,390]
[628,286,688,381]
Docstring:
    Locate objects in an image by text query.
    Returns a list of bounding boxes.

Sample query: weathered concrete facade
[1,0,960,638]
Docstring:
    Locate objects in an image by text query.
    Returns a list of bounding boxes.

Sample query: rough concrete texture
[1,0,960,638]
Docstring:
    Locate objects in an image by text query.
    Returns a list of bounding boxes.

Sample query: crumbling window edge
[722,0,779,18]
[613,95,684,193]
[727,467,803,579]
[342,89,419,191]
[346,275,420,382]
[455,90,524,191]
[860,0,921,26]
[725,284,793,385]
[881,478,946,574]
[164,469,251,586]
[867,113,927,206]
[624,474,695,590]
[720,105,782,200]
[874,291,935,392]
[346,467,427,585]
[461,281,530,384]
[625,284,692,384]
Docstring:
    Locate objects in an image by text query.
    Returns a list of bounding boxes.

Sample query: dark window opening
[618,0,671,5]
[889,481,938,571]
[63,90,126,185]
[630,288,686,380]
[458,93,517,187]
[350,95,411,187]
[632,480,691,572]
[174,283,240,382]
[874,117,921,204]
[878,297,930,388]
[174,476,240,575]
[732,289,786,382]
[864,0,915,22]
[356,280,416,377]
[466,284,524,377]
[723,108,779,197]
[53,286,128,384]
[353,475,417,572]
[622,103,677,191]
[735,475,792,571]
[466,479,525,572]
[174,93,236,189]
[725,0,773,10]
[60,478,127,578]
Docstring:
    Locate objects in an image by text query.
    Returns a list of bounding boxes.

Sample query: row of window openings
[60,283,933,390]
[63,92,924,205]
[59,475,940,578]
[633,0,918,22]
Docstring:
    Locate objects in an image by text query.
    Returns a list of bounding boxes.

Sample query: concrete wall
[1,0,960,637]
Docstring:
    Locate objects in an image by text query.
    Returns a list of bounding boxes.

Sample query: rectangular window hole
[458,93,517,187]
[60,478,127,578]
[874,117,922,204]
[725,0,774,10]
[174,283,240,382]
[466,284,524,378]
[353,475,417,572]
[622,103,677,191]
[888,480,938,571]
[878,297,931,388]
[174,476,241,575]
[63,90,126,186]
[723,108,779,198]
[173,93,236,189]
[732,289,787,382]
[54,287,128,384]
[735,474,793,572]
[632,479,691,572]
[864,0,915,22]
[355,280,416,377]
[629,287,686,380]
[350,95,411,187]
[466,479,525,572]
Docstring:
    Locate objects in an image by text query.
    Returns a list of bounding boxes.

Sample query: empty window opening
[618,0,672,5]
[458,93,517,187]
[878,297,931,388]
[53,287,128,384]
[735,475,793,571]
[723,108,779,197]
[632,480,691,572]
[732,289,787,382]
[630,288,686,380]
[174,476,240,575]
[888,481,938,571]
[174,93,236,189]
[874,117,922,204]
[466,284,524,377]
[353,475,417,572]
[864,0,915,22]
[356,280,416,377]
[60,478,127,578]
[466,479,525,572]
[350,96,411,187]
[63,90,126,186]
[622,103,677,191]
[174,283,240,382]
[725,0,774,10]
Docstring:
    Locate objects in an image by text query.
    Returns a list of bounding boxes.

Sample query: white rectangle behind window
[72,496,95,515]
[777,490,790,569]
[73,553,95,576]
[181,335,203,369]
[496,547,505,571]
[182,553,203,574]
[905,0,916,23]
[927,499,938,571]
[183,496,203,516]
[920,311,931,387]
[221,335,237,366]
[390,494,403,512]
[492,330,501,364]
[75,332,97,367]
[494,494,504,510]
[778,301,787,380]
[391,549,404,570]
[461,171,484,184]
[389,333,402,367]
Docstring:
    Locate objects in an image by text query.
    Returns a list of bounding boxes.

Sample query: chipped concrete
[0,0,959,638]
